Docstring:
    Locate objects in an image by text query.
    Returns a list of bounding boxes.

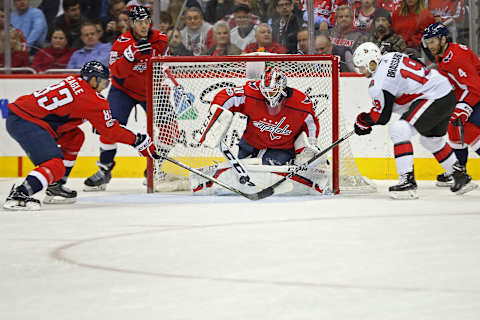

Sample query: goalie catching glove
[294,132,321,165]
[123,39,151,62]
[197,104,233,148]
[132,133,161,159]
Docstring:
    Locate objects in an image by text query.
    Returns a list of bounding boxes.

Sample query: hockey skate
[388,171,418,200]
[3,185,41,211]
[44,182,77,204]
[83,162,115,191]
[436,172,453,187]
[450,162,478,195]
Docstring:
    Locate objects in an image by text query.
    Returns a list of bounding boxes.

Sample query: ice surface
[0,178,479,320]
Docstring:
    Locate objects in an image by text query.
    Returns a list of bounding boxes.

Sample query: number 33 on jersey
[367,52,452,123]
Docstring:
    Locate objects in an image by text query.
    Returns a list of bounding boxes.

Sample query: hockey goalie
[191,66,331,196]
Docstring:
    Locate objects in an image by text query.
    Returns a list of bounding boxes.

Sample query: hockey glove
[123,39,152,62]
[132,133,161,159]
[354,112,373,136]
[450,102,473,126]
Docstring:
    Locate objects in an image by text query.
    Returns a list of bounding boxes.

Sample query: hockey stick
[255,130,355,194]
[161,156,278,200]
[453,118,465,147]
[219,140,256,186]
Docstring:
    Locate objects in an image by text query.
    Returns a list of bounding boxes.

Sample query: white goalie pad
[190,158,331,196]
[196,104,233,148]
[294,131,328,166]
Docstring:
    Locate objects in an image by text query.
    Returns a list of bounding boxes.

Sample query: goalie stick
[160,156,292,200]
[219,140,256,186]
[255,130,355,195]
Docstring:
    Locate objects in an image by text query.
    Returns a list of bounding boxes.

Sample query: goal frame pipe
[147,54,340,194]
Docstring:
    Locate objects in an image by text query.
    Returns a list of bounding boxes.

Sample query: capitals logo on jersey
[253,117,293,140]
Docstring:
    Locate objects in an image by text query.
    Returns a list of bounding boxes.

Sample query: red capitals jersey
[212,81,319,150]
[8,76,136,144]
[428,0,465,23]
[109,29,168,101]
[436,43,480,108]
[299,0,347,26]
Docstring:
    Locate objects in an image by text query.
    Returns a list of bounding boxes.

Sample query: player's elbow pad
[196,104,233,148]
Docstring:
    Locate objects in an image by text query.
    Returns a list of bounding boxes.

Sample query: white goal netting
[148,55,375,194]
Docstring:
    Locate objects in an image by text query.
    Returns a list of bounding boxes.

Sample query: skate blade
[454,181,478,195]
[389,189,418,200]
[436,181,453,187]
[3,200,41,211]
[83,185,107,192]
[43,195,77,204]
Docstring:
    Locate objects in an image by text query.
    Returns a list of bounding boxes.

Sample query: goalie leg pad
[197,104,233,148]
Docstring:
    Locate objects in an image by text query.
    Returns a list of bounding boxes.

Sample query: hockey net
[147,54,375,194]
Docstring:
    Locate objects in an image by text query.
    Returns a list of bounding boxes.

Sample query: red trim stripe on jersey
[405,99,431,124]
[394,141,413,158]
[394,93,422,105]
[433,143,453,163]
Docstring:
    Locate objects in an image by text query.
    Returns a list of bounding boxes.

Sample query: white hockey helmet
[353,42,382,73]
[259,67,287,108]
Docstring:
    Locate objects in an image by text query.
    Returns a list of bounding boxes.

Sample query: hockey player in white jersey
[352,42,476,199]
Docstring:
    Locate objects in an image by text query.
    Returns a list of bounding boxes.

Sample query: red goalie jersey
[436,43,480,108]
[109,29,168,101]
[8,76,136,144]
[211,81,319,150]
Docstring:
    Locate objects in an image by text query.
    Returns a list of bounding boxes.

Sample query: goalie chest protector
[237,81,319,150]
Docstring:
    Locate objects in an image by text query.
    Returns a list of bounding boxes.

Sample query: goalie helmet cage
[146,55,375,195]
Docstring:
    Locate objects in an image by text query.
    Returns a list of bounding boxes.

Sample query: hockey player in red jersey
[422,23,480,191]
[352,42,476,199]
[3,61,161,211]
[84,5,169,191]
[199,67,320,166]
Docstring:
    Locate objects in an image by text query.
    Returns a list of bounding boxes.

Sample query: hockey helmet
[353,42,382,74]
[80,61,110,82]
[259,67,287,108]
[422,22,450,46]
[128,5,151,22]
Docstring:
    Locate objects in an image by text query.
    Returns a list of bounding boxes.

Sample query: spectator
[428,0,465,42]
[353,0,390,33]
[202,21,241,55]
[11,0,48,52]
[0,9,29,68]
[92,19,107,43]
[299,0,336,30]
[364,9,408,55]
[32,28,75,72]
[168,29,194,56]
[39,0,62,27]
[296,27,309,54]
[67,21,112,68]
[392,0,435,55]
[204,0,234,24]
[50,0,85,49]
[221,0,260,29]
[269,0,302,54]
[102,0,126,25]
[230,4,257,51]
[315,33,354,72]
[157,11,172,34]
[329,5,367,53]
[243,23,287,53]
[79,0,106,20]
[104,10,129,42]
[180,6,212,56]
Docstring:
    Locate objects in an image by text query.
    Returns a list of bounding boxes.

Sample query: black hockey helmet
[128,5,151,22]
[80,61,110,82]
[422,22,451,46]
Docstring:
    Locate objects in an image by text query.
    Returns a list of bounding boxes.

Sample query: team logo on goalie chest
[253,117,292,140]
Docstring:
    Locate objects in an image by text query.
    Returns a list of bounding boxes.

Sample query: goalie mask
[353,42,382,74]
[260,67,287,109]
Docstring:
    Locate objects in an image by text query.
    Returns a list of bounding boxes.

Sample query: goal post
[146,54,375,195]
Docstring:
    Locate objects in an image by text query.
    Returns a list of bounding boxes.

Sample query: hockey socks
[393,141,414,175]
[433,143,457,174]
[453,148,468,166]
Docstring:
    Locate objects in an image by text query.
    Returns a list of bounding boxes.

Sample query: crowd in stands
[0,0,470,73]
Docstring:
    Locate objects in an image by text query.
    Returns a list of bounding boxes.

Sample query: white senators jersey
[368,52,452,123]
